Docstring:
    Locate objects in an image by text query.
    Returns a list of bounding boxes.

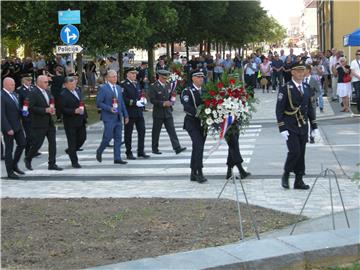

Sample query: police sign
[56,45,83,54]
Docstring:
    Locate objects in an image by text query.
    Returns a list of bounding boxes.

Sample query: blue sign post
[60,25,79,45]
[58,10,81,25]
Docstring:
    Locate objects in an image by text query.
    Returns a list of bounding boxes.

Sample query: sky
[260,0,305,28]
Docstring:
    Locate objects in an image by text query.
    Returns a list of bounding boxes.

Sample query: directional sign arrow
[60,25,79,45]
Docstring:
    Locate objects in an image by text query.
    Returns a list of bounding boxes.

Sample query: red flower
[209,90,217,97]
[219,91,225,97]
[229,78,235,85]
[211,98,217,107]
[204,100,211,107]
[218,99,224,105]
[216,82,224,89]
[227,89,232,96]
[232,90,240,98]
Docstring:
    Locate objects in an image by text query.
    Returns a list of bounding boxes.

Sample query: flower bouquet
[168,63,188,94]
[197,73,255,138]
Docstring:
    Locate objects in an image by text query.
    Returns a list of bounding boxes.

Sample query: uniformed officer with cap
[149,69,186,155]
[276,62,319,190]
[181,69,207,183]
[16,74,40,157]
[121,67,149,160]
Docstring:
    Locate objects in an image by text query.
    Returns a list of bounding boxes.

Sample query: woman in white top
[260,58,271,93]
[334,57,352,112]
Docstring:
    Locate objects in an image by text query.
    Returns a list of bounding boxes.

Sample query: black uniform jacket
[121,79,143,118]
[181,84,203,132]
[149,80,174,119]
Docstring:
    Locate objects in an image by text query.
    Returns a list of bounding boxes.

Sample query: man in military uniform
[121,67,149,160]
[276,63,319,190]
[181,70,207,183]
[16,74,40,158]
[149,70,186,155]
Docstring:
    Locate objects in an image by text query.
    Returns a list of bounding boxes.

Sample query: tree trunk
[186,43,189,59]
[199,40,203,55]
[207,40,211,54]
[166,43,170,61]
[76,53,83,87]
[222,42,226,59]
[229,45,232,58]
[118,52,124,82]
[171,42,175,61]
[24,43,32,58]
[148,46,155,83]
[216,41,218,54]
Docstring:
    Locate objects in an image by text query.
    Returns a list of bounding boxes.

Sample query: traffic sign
[60,25,79,45]
[56,45,83,54]
[58,10,81,25]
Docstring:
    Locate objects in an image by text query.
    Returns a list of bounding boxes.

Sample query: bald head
[3,77,15,92]
[36,75,50,90]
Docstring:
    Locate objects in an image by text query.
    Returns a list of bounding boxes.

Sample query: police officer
[121,67,149,160]
[276,63,319,190]
[181,70,207,183]
[149,69,186,155]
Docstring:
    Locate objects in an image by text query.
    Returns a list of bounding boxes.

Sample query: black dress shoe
[175,147,186,154]
[309,137,315,144]
[34,152,42,157]
[48,165,63,171]
[96,152,102,163]
[65,149,69,155]
[7,172,19,179]
[126,153,136,160]
[77,148,84,151]
[72,163,82,168]
[13,167,25,175]
[197,168,207,183]
[190,169,197,181]
[152,150,162,155]
[281,171,290,189]
[24,158,33,170]
[294,183,310,190]
[240,171,251,179]
[226,166,233,179]
[114,160,127,164]
[138,153,150,158]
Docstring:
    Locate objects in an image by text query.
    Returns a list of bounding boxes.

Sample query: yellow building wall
[333,0,360,60]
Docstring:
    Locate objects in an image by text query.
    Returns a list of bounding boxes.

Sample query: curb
[87,228,359,270]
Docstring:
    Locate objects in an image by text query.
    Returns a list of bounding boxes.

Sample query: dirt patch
[1,198,305,269]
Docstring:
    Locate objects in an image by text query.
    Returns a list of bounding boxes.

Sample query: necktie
[72,90,79,100]
[112,86,118,99]
[305,78,308,84]
[10,93,19,107]
[42,90,49,105]
[298,85,303,94]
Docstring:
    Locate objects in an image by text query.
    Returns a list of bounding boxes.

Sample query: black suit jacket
[149,81,174,119]
[121,79,143,118]
[16,84,34,122]
[1,90,23,133]
[60,88,87,128]
[28,87,54,128]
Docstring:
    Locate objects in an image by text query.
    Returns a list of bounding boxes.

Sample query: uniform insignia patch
[278,93,283,100]
[183,95,189,102]
[157,91,162,94]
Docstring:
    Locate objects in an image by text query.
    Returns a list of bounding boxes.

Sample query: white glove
[136,100,145,107]
[280,130,289,141]
[311,129,320,139]
[142,98,147,105]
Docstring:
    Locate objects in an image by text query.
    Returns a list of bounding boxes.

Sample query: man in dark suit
[121,67,149,160]
[149,70,186,155]
[60,76,87,168]
[16,75,41,157]
[25,75,63,171]
[96,70,129,164]
[50,66,65,122]
[276,63,319,190]
[1,77,26,179]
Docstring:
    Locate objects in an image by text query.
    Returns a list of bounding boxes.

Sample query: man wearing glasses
[25,75,63,171]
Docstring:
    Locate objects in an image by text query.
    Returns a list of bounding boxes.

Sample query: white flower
[212,110,217,117]
[206,118,214,125]
[205,108,211,115]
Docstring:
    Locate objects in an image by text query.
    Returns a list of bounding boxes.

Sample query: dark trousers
[152,116,180,151]
[3,130,26,175]
[272,72,283,90]
[125,116,145,155]
[28,126,57,166]
[284,131,307,175]
[245,74,256,89]
[22,120,32,156]
[54,96,62,120]
[64,125,86,165]
[186,127,206,170]
[353,81,360,113]
[225,131,244,168]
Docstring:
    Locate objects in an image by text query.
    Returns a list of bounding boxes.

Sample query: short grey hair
[64,76,75,83]
[107,69,117,77]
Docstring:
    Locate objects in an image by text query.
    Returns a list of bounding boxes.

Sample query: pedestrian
[213,53,224,82]
[60,76,87,168]
[16,74,41,158]
[25,75,63,171]
[86,60,97,95]
[283,56,293,83]
[1,77,26,179]
[96,70,129,164]
[181,70,207,183]
[149,69,186,155]
[350,49,360,115]
[334,57,352,112]
[121,67,149,160]
[244,56,257,89]
[49,65,65,122]
[276,63,319,190]
[271,54,284,91]
[260,57,271,93]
